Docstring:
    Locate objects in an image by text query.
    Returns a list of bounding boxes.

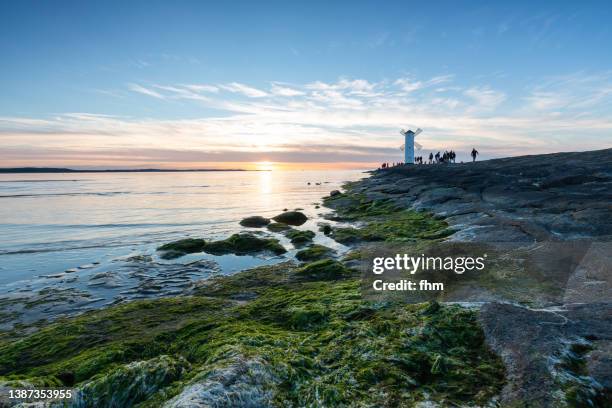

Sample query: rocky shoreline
[324,148,612,407]
[0,149,610,407]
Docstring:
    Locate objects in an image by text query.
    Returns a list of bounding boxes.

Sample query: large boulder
[239,216,271,228]
[272,211,308,226]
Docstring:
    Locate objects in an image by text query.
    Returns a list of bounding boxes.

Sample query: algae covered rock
[295,244,335,262]
[163,357,277,408]
[75,355,187,407]
[330,226,362,244]
[239,216,271,228]
[267,222,292,232]
[293,259,352,281]
[203,233,286,256]
[157,238,206,259]
[272,211,308,226]
[285,229,315,246]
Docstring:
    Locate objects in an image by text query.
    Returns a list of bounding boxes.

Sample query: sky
[1,0,612,170]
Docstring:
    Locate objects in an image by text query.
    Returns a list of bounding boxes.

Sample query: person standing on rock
[471,148,479,162]
[429,152,433,164]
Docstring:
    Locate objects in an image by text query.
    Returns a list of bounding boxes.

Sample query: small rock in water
[272,211,308,226]
[239,216,271,228]
[64,268,78,273]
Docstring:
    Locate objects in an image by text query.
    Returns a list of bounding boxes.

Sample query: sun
[255,161,275,171]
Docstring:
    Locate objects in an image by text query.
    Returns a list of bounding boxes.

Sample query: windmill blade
[399,144,405,151]
[413,128,423,137]
[399,129,407,136]
[415,141,423,150]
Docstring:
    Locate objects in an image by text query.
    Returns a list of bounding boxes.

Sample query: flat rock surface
[367,148,612,242]
[347,148,612,406]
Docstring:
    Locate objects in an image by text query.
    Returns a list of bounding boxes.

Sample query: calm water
[0,170,364,326]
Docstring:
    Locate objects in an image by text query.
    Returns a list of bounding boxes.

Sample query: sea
[0,170,365,327]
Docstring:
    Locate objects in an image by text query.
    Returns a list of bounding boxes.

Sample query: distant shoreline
[0,167,252,174]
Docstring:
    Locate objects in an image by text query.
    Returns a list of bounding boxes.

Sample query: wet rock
[319,223,332,235]
[293,259,352,281]
[157,238,206,259]
[239,216,271,228]
[272,211,308,226]
[285,229,315,246]
[267,222,291,232]
[330,189,341,197]
[295,244,335,262]
[479,302,612,407]
[203,233,286,256]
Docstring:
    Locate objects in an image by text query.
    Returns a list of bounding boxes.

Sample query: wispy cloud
[128,83,165,99]
[270,83,305,97]
[219,82,268,98]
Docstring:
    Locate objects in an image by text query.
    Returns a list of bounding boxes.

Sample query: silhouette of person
[429,152,433,164]
[471,148,479,162]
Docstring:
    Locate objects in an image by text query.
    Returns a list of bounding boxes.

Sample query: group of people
[379,148,480,170]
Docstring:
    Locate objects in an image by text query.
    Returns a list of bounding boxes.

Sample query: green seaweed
[285,229,315,246]
[0,261,505,407]
[203,233,286,256]
[323,191,452,244]
[295,244,335,262]
[157,238,206,259]
[267,222,292,232]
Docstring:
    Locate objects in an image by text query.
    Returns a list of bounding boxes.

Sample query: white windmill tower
[399,128,423,164]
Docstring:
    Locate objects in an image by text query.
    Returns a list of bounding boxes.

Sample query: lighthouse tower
[399,128,422,164]
[404,130,415,164]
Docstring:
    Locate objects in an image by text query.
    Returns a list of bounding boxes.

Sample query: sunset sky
[1,1,611,170]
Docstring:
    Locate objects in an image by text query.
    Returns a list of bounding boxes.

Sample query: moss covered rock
[75,355,187,407]
[285,229,315,246]
[203,233,286,256]
[295,244,335,262]
[266,222,291,232]
[272,211,308,226]
[293,259,352,281]
[239,216,271,228]
[157,238,206,259]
